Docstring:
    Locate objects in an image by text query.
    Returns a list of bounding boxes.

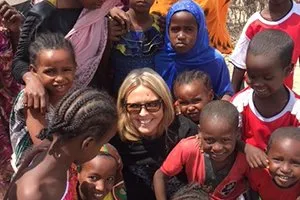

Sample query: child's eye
[88,176,98,182]
[264,76,273,81]
[170,26,180,33]
[204,138,214,144]
[222,138,231,143]
[106,176,115,184]
[64,67,74,72]
[44,68,55,75]
[271,158,282,163]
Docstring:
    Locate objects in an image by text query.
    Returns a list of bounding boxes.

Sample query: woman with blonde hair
[110,68,198,200]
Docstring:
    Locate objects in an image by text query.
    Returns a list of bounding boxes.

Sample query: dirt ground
[226,0,300,94]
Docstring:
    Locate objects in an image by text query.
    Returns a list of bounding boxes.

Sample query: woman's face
[78,156,118,200]
[125,85,164,138]
[169,11,198,54]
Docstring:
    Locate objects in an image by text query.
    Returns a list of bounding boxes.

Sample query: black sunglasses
[125,99,163,114]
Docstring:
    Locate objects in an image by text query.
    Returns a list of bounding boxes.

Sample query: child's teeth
[141,119,151,124]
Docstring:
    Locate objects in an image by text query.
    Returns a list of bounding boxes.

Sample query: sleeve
[160,139,188,177]
[214,56,233,97]
[229,14,255,69]
[12,15,40,84]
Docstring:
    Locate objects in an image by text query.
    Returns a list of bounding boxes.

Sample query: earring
[54,151,61,159]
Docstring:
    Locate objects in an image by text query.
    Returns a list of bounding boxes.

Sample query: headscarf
[65,0,121,88]
[154,0,232,96]
[99,143,123,184]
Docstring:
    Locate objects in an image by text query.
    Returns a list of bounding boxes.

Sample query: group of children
[1,0,300,199]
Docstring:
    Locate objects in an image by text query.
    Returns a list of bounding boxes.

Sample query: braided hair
[171,184,209,200]
[38,87,117,141]
[29,32,76,66]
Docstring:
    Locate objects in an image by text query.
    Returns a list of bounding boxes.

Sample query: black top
[110,115,198,200]
[12,1,82,83]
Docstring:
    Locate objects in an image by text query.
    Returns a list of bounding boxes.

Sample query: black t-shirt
[12,1,82,83]
[110,115,198,200]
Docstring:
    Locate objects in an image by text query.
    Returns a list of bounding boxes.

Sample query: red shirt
[230,1,300,88]
[231,87,300,150]
[248,168,300,200]
[160,136,249,200]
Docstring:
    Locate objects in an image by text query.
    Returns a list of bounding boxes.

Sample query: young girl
[5,87,118,200]
[77,143,126,200]
[173,70,214,124]
[154,0,232,100]
[9,33,76,170]
[109,0,164,94]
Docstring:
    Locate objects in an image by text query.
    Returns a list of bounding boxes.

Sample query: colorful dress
[110,14,163,94]
[0,26,21,198]
[9,90,54,170]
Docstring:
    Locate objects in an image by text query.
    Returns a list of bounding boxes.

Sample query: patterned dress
[0,26,21,198]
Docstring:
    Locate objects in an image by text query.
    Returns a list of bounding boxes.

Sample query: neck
[41,137,74,175]
[128,9,152,28]
[56,0,82,9]
[266,0,292,19]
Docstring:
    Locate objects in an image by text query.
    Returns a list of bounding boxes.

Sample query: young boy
[230,0,300,93]
[153,100,249,200]
[247,127,300,199]
[231,29,300,168]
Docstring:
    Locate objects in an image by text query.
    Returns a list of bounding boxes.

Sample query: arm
[153,169,170,200]
[244,143,268,168]
[231,65,246,94]
[25,107,46,145]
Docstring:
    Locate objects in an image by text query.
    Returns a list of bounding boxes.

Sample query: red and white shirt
[247,168,300,200]
[230,1,300,88]
[161,136,249,200]
[231,87,300,150]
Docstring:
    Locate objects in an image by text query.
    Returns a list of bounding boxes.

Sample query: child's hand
[0,1,23,33]
[151,11,165,33]
[108,7,131,32]
[23,72,49,114]
[108,17,126,42]
[245,143,268,168]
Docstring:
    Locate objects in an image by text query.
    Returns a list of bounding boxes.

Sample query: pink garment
[65,0,121,87]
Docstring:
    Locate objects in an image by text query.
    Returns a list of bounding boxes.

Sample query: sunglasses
[125,99,162,114]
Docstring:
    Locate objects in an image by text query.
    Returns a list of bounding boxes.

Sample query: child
[77,143,126,200]
[153,100,249,200]
[170,184,209,200]
[154,0,232,100]
[231,29,300,168]
[173,70,214,124]
[9,33,76,170]
[110,0,164,94]
[5,87,118,200]
[247,127,300,199]
[230,0,300,93]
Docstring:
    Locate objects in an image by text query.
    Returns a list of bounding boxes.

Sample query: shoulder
[290,90,300,121]
[230,87,253,112]
[16,180,44,200]
[168,115,198,139]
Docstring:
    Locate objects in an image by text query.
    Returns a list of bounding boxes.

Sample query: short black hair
[267,127,300,152]
[247,29,294,68]
[29,32,76,66]
[199,100,239,131]
[170,184,209,200]
[173,70,212,92]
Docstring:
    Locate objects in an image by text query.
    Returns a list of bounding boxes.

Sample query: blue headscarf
[155,0,232,97]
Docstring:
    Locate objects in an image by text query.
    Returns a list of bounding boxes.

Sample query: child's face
[246,53,289,99]
[268,138,300,188]
[129,0,154,13]
[200,118,237,163]
[169,11,198,54]
[78,156,118,200]
[32,49,75,100]
[80,0,105,9]
[174,80,213,123]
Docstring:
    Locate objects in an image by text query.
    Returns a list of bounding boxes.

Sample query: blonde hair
[117,68,175,141]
